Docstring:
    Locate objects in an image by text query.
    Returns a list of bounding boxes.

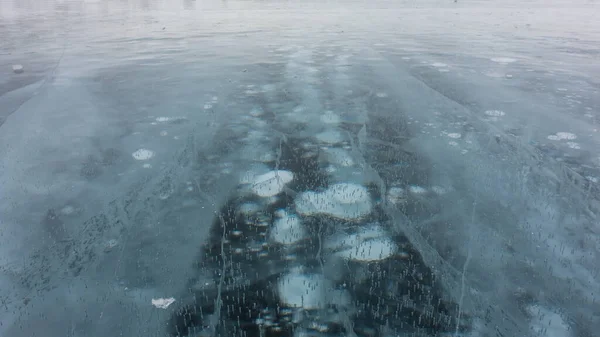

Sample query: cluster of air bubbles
[547,132,580,149]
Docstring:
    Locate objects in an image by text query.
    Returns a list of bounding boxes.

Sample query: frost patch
[132,149,154,160]
[566,142,581,149]
[251,170,294,197]
[295,183,372,220]
[152,297,176,309]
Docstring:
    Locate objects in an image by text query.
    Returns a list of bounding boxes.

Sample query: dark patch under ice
[167,130,470,337]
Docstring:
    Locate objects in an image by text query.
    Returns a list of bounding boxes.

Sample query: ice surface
[2,1,600,337]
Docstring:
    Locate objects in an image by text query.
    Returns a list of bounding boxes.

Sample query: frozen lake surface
[1,1,599,337]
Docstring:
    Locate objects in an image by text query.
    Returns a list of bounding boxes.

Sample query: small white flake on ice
[132,149,154,160]
[152,297,176,309]
[566,142,581,149]
[447,133,462,139]
[431,62,447,68]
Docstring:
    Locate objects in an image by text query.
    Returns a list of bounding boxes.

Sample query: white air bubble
[12,64,24,74]
[387,187,406,205]
[548,132,577,141]
[376,92,388,98]
[60,205,76,215]
[431,62,447,68]
[484,110,505,117]
[447,133,462,139]
[151,298,176,309]
[251,170,294,197]
[270,212,306,245]
[295,183,372,220]
[556,132,577,140]
[132,149,154,160]
[337,237,397,262]
[320,111,341,125]
[409,185,427,194]
[160,131,168,136]
[526,305,572,337]
[316,130,344,144]
[278,270,330,309]
[491,57,517,64]
[566,142,581,149]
